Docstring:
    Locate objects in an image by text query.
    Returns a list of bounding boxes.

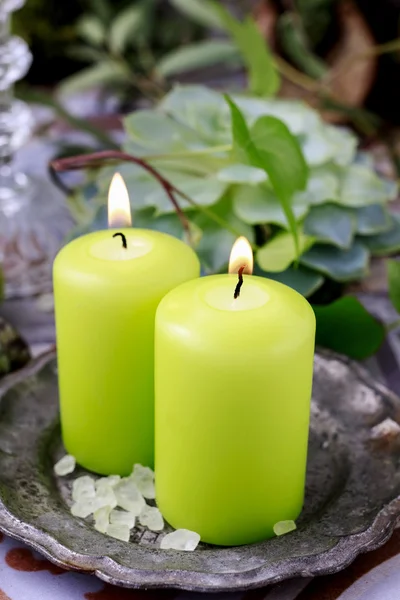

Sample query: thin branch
[51,150,191,240]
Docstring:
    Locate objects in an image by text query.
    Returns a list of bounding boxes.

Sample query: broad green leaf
[388,260,400,314]
[255,265,324,297]
[340,164,392,207]
[110,4,146,54]
[217,164,267,185]
[362,215,400,256]
[313,297,385,359]
[355,204,393,235]
[232,184,309,227]
[123,110,204,154]
[134,207,186,239]
[294,165,340,206]
[214,6,280,96]
[160,85,230,144]
[300,241,369,281]
[233,96,320,135]
[226,96,306,254]
[59,61,129,95]
[257,231,314,272]
[77,15,105,46]
[97,163,227,214]
[303,204,356,249]
[170,0,225,30]
[301,124,357,167]
[155,40,240,78]
[88,0,112,24]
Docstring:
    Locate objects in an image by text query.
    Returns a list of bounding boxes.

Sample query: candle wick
[113,232,127,249]
[234,266,245,299]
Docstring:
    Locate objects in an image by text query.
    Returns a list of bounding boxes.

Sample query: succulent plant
[72,84,398,299]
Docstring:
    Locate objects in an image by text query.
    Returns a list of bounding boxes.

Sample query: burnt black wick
[113,232,127,249]
[234,266,245,300]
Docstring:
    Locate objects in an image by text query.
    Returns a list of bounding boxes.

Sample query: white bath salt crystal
[96,475,121,491]
[106,522,131,542]
[139,505,164,531]
[273,520,297,536]
[72,476,96,502]
[94,505,111,534]
[71,499,96,519]
[114,479,145,515]
[110,509,136,529]
[131,464,156,499]
[94,485,117,511]
[160,529,200,551]
[54,455,76,476]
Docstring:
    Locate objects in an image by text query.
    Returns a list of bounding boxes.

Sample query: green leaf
[388,260,400,314]
[300,241,370,281]
[58,61,129,95]
[215,7,280,96]
[303,203,356,249]
[170,0,225,30]
[232,184,309,227]
[88,0,112,24]
[77,15,106,46]
[302,124,357,167]
[294,165,340,205]
[225,96,308,254]
[278,12,327,80]
[313,297,385,360]
[109,4,147,54]
[362,215,400,256]
[217,164,267,185]
[67,45,104,63]
[123,110,203,154]
[257,231,314,272]
[340,164,392,207]
[355,204,393,235]
[255,265,324,297]
[97,163,227,214]
[155,40,240,78]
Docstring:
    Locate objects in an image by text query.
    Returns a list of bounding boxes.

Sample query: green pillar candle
[155,238,315,546]
[53,174,200,476]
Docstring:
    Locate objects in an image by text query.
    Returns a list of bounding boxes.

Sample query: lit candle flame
[228,236,253,275]
[108,173,132,228]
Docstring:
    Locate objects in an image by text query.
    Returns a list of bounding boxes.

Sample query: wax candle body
[54,229,199,476]
[155,275,315,546]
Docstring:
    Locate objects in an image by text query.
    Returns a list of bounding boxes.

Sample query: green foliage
[155,41,240,78]
[313,297,385,360]
[169,0,225,30]
[388,260,400,314]
[213,4,280,96]
[225,96,307,254]
[74,84,398,307]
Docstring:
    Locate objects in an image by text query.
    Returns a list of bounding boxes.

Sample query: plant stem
[51,150,191,240]
[50,150,246,245]
[386,318,400,333]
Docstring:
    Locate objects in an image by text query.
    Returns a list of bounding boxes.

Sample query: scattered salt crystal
[106,522,131,542]
[114,479,145,515]
[110,509,136,529]
[54,455,76,476]
[139,505,164,531]
[93,484,117,511]
[273,520,297,536]
[71,500,96,519]
[131,464,156,499]
[72,476,96,502]
[160,529,200,551]
[96,475,120,491]
[94,505,111,534]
